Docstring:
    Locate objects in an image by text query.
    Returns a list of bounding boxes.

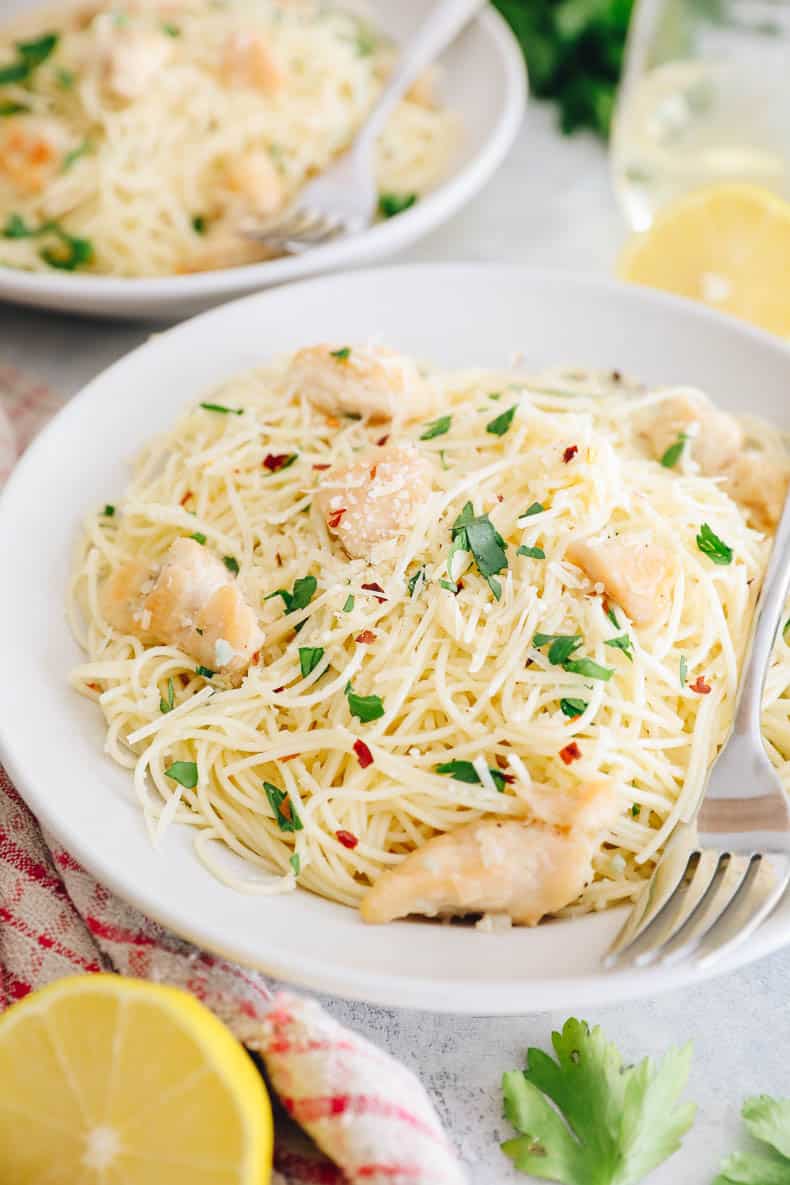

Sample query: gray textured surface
[2,104,787,1183]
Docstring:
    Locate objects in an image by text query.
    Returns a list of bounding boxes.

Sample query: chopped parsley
[501,1017,695,1184]
[190,532,206,545]
[451,502,508,600]
[378,191,417,218]
[264,781,303,832]
[56,66,75,89]
[407,567,427,597]
[486,404,518,436]
[345,684,385,723]
[435,760,509,792]
[420,414,452,441]
[660,431,687,469]
[439,449,449,471]
[680,655,688,687]
[718,1095,790,1184]
[162,21,181,36]
[564,657,614,681]
[533,633,582,665]
[354,26,378,56]
[343,594,355,613]
[631,803,641,817]
[299,646,324,678]
[330,346,351,361]
[696,522,733,566]
[605,634,633,662]
[102,504,115,517]
[289,852,301,876]
[195,665,214,679]
[165,761,198,789]
[192,214,207,234]
[266,575,317,617]
[0,100,28,116]
[517,544,546,560]
[223,556,239,575]
[0,32,59,85]
[520,502,544,518]
[159,677,175,715]
[606,606,620,629]
[62,139,91,172]
[560,698,587,718]
[199,401,243,415]
[439,578,459,593]
[2,213,93,271]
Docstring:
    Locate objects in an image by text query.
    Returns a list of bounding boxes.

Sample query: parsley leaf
[502,1017,695,1184]
[517,545,546,560]
[560,698,587,718]
[165,761,198,790]
[62,139,91,172]
[190,532,206,545]
[660,432,687,469]
[195,665,214,679]
[159,677,175,715]
[345,684,385,723]
[2,214,94,270]
[407,567,426,597]
[680,655,688,687]
[605,634,633,662]
[343,594,355,613]
[266,575,317,617]
[162,21,180,36]
[264,781,303,833]
[223,555,239,575]
[299,646,324,677]
[520,502,545,519]
[607,607,620,629]
[486,404,518,436]
[716,1096,790,1185]
[192,214,207,234]
[290,851,301,876]
[420,414,452,441]
[563,657,614,681]
[199,401,242,415]
[103,504,115,517]
[0,100,28,116]
[330,346,351,361]
[378,191,417,218]
[435,760,508,792]
[451,502,508,600]
[0,32,59,84]
[533,633,582,665]
[696,522,733,565]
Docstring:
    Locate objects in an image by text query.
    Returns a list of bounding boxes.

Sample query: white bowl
[0,1,526,320]
[2,264,789,1013]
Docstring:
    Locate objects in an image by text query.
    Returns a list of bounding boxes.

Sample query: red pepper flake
[263,453,292,473]
[273,685,285,693]
[353,739,373,768]
[376,434,390,447]
[559,742,582,765]
[328,508,347,529]
[369,465,378,480]
[250,650,261,666]
[355,630,376,644]
[86,681,101,692]
[275,552,282,567]
[362,582,386,603]
[281,753,299,762]
[497,494,504,503]
[325,415,340,429]
[336,829,359,849]
[279,796,293,821]
[690,676,711,695]
[179,490,193,506]
[563,445,579,464]
[313,462,331,471]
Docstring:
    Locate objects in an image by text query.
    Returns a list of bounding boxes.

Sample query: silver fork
[607,489,790,971]
[241,0,484,254]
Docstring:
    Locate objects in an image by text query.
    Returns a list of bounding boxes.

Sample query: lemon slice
[618,183,790,337]
[0,974,273,1184]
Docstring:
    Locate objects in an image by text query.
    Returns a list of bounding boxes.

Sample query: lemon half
[0,974,273,1184]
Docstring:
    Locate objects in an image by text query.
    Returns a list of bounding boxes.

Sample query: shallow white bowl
[2,264,790,1013]
[0,1,525,320]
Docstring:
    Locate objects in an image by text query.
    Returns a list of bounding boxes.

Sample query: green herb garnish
[563,657,614,681]
[378,191,417,218]
[606,607,620,629]
[435,760,508,792]
[56,66,75,89]
[0,100,28,116]
[345,684,385,723]
[192,214,207,234]
[520,502,544,518]
[533,633,582,665]
[439,449,449,471]
[195,665,214,679]
[605,634,633,662]
[290,852,301,876]
[407,567,426,597]
[631,803,641,817]
[165,761,198,789]
[266,575,317,617]
[62,139,91,172]
[199,401,243,415]
[0,32,59,85]
[439,578,459,593]
[660,432,687,469]
[343,594,355,613]
[299,646,324,678]
[102,504,115,517]
[162,21,181,36]
[517,545,546,560]
[486,404,518,436]
[717,1095,790,1185]
[264,781,303,832]
[2,213,93,270]
[223,556,239,575]
[696,522,733,566]
[190,532,206,545]
[451,502,508,600]
[560,698,587,718]
[501,1016,695,1183]
[159,677,175,715]
[330,346,351,361]
[420,414,451,441]
[680,655,688,687]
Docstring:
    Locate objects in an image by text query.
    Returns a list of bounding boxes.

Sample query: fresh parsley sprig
[697,522,733,566]
[450,502,508,600]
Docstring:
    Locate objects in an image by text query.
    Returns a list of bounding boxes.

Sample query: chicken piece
[101,28,173,101]
[360,780,617,925]
[222,31,283,95]
[566,536,675,626]
[102,537,263,681]
[225,151,283,217]
[724,451,789,531]
[0,117,71,196]
[635,391,743,475]
[288,344,430,423]
[316,444,433,560]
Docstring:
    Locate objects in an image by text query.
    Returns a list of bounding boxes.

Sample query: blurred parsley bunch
[492,0,634,137]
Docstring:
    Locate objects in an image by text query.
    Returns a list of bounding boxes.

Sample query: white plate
[0,1,525,321]
[2,264,790,1014]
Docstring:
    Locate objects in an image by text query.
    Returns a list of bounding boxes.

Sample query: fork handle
[733,486,790,737]
[356,0,486,149]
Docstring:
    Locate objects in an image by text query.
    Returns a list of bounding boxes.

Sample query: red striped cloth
[0,369,465,1185]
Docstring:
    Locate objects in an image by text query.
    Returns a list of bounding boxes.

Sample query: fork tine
[653,852,752,966]
[282,221,342,253]
[696,853,790,968]
[605,824,694,964]
[241,206,315,245]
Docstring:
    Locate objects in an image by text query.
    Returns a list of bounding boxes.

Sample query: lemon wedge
[618,183,790,337]
[0,974,273,1184]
